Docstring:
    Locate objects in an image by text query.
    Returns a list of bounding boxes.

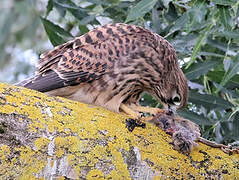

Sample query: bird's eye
[172,94,181,106]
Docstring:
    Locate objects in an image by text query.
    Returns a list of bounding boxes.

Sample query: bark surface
[0,83,238,179]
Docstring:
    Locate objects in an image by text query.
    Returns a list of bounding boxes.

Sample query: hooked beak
[163,103,177,115]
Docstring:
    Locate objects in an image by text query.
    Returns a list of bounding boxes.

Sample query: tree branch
[0,83,238,179]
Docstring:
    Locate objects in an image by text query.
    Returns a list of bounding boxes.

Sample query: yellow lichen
[0,83,239,179]
[0,145,11,161]
[86,169,105,179]
[34,137,50,152]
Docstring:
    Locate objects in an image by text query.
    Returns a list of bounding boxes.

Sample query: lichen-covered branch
[0,83,238,179]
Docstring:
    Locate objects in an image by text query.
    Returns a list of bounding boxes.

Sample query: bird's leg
[120,104,168,132]
[120,104,166,123]
[130,105,165,116]
[120,103,141,119]
[129,105,166,122]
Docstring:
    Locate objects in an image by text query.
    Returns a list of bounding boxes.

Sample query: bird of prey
[16,23,188,119]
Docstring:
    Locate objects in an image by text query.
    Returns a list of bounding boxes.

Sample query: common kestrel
[16,23,188,119]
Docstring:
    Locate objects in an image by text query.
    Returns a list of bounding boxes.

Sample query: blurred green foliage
[1,0,239,144]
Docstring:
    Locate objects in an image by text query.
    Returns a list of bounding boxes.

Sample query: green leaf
[78,25,89,34]
[216,56,239,93]
[53,0,88,20]
[189,91,234,110]
[53,0,80,10]
[224,77,239,90]
[186,23,214,69]
[212,83,239,99]
[80,15,96,25]
[199,52,224,58]
[53,1,66,17]
[163,2,178,23]
[186,1,207,32]
[40,17,69,46]
[152,7,162,33]
[41,17,73,38]
[216,30,239,40]
[232,112,239,140]
[184,60,219,80]
[207,39,229,52]
[207,71,239,89]
[169,13,188,34]
[46,0,53,17]
[120,0,135,2]
[171,33,198,55]
[212,0,237,6]
[86,0,113,5]
[218,6,232,30]
[178,110,213,125]
[161,0,172,8]
[125,0,157,22]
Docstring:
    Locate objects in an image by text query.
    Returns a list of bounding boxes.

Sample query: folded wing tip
[14,71,66,93]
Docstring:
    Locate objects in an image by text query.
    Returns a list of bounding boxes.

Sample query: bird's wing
[18,23,150,92]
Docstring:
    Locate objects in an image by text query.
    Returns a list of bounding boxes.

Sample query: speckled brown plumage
[16,23,188,113]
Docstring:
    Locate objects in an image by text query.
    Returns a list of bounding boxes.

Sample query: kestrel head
[153,66,188,112]
[152,35,188,112]
[166,67,188,111]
